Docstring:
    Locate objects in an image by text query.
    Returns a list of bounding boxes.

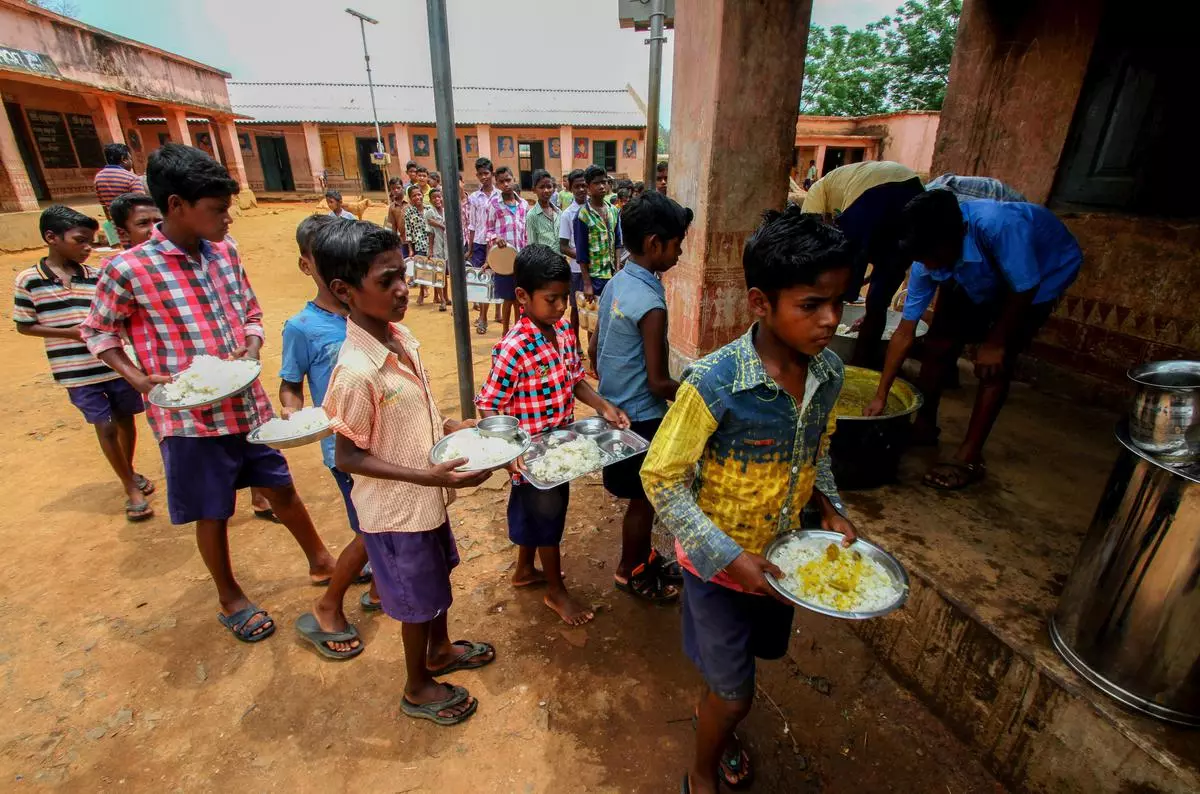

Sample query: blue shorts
[569,272,585,309]
[507,481,569,547]
[591,276,610,296]
[493,273,516,301]
[67,378,145,424]
[469,242,488,267]
[681,569,795,701]
[329,466,360,533]
[159,434,293,525]
[360,522,458,623]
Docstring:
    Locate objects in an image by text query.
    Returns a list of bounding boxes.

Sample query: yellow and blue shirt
[641,327,847,582]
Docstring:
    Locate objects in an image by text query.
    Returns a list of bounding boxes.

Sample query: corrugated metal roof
[227,82,646,128]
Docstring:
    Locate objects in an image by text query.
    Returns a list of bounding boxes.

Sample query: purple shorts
[66,378,144,424]
[360,521,458,623]
[508,481,569,547]
[469,242,488,267]
[159,434,293,525]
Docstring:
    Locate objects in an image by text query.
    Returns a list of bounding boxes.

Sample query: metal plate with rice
[147,359,263,411]
[247,422,334,450]
[429,428,531,473]
[762,530,909,619]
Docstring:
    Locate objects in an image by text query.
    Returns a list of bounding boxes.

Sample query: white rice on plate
[528,436,604,482]
[772,537,901,613]
[255,407,330,441]
[441,430,523,469]
[160,355,259,404]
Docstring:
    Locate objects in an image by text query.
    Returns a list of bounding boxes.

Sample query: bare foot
[308,551,337,585]
[543,590,595,626]
[312,598,361,654]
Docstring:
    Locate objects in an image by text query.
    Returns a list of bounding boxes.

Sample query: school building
[0,0,251,213]
[793,110,940,181]
[206,82,647,195]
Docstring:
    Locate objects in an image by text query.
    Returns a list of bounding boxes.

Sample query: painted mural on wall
[413,135,430,157]
[548,137,561,159]
[574,138,589,159]
[623,138,637,159]
[238,133,252,152]
[465,135,478,155]
[498,136,514,157]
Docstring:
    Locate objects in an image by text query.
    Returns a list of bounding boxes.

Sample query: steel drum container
[1050,422,1200,726]
[1127,360,1200,462]
[829,366,923,490]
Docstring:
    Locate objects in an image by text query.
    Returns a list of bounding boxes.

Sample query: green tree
[874,0,962,110]
[801,25,889,116]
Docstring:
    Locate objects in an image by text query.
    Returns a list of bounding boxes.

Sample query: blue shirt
[902,201,1082,321]
[596,261,668,421]
[279,302,348,468]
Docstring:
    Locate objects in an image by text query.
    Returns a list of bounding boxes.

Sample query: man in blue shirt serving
[864,190,1082,490]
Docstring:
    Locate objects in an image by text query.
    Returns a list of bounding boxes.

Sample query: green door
[256,136,294,191]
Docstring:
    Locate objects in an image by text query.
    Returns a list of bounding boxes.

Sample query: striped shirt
[13,261,121,388]
[93,166,145,214]
[323,319,451,534]
[81,225,274,440]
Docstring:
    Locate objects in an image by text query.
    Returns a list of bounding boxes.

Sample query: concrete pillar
[164,108,193,146]
[814,144,827,178]
[559,124,573,177]
[664,0,814,363]
[302,123,325,191]
[0,105,40,212]
[205,122,222,162]
[476,124,492,160]
[216,120,250,190]
[392,123,412,169]
[88,95,124,146]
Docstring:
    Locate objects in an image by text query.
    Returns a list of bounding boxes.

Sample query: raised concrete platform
[839,373,1200,792]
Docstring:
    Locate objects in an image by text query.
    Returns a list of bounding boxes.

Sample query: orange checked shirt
[323,319,450,534]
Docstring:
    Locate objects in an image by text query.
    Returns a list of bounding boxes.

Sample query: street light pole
[642,0,667,188]
[426,0,476,417]
[346,8,384,159]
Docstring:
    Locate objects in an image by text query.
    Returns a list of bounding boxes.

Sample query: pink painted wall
[877,113,939,177]
[795,111,940,175]
[0,0,233,114]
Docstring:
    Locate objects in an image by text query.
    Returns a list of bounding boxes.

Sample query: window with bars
[592,140,617,173]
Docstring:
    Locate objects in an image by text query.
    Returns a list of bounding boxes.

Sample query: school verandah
[221,82,648,195]
[0,0,251,214]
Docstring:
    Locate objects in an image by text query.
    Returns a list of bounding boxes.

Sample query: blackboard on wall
[25,109,77,169]
[67,114,105,168]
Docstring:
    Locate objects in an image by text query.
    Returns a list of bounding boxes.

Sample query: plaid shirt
[641,327,848,583]
[926,173,1027,203]
[486,195,528,250]
[81,226,274,440]
[573,201,622,280]
[467,187,501,245]
[475,316,583,435]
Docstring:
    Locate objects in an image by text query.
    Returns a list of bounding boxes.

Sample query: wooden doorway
[255,136,294,191]
[356,138,385,191]
[518,141,545,190]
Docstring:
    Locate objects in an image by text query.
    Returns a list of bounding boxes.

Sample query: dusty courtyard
[0,203,1003,792]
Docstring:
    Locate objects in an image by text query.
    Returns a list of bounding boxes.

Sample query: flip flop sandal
[614,558,679,604]
[353,562,373,585]
[133,474,155,496]
[294,613,364,660]
[400,683,478,726]
[475,320,488,335]
[649,550,683,584]
[253,508,281,524]
[923,461,986,491]
[360,591,383,612]
[217,604,275,643]
[691,716,755,790]
[426,640,496,676]
[125,500,154,522]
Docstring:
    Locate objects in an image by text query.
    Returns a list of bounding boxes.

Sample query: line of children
[482,165,527,336]
[279,213,378,660]
[82,143,337,642]
[317,218,496,724]
[14,205,155,522]
[642,207,858,794]
[475,244,630,626]
[595,191,694,603]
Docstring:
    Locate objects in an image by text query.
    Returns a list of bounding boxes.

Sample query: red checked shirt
[475,316,583,435]
[81,226,274,440]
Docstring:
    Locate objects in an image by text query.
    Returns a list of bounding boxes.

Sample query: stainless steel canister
[1127,360,1200,462]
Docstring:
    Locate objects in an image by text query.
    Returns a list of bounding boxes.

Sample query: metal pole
[643,0,666,188]
[426,0,476,418]
[347,9,384,154]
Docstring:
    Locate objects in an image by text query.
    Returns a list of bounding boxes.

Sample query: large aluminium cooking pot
[829,366,923,490]
[1128,360,1200,462]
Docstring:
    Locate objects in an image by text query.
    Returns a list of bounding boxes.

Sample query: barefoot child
[278,214,379,660]
[318,219,496,725]
[82,143,337,643]
[595,191,694,603]
[14,206,154,522]
[475,244,630,626]
[642,208,859,793]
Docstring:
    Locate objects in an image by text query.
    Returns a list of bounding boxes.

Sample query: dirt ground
[0,203,1004,792]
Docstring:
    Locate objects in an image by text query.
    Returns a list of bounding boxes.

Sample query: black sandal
[614,555,679,603]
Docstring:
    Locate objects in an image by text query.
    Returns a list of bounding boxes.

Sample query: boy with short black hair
[425,187,450,311]
[109,192,162,248]
[656,161,669,193]
[596,192,694,603]
[482,165,527,335]
[386,176,406,239]
[476,244,629,626]
[318,219,496,725]
[326,189,356,219]
[415,166,432,204]
[83,143,337,643]
[466,157,503,332]
[573,165,622,300]
[282,214,378,660]
[642,207,858,794]
[15,205,154,522]
[404,161,419,189]
[558,168,589,348]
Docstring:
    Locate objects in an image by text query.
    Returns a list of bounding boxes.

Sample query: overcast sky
[73,0,899,127]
